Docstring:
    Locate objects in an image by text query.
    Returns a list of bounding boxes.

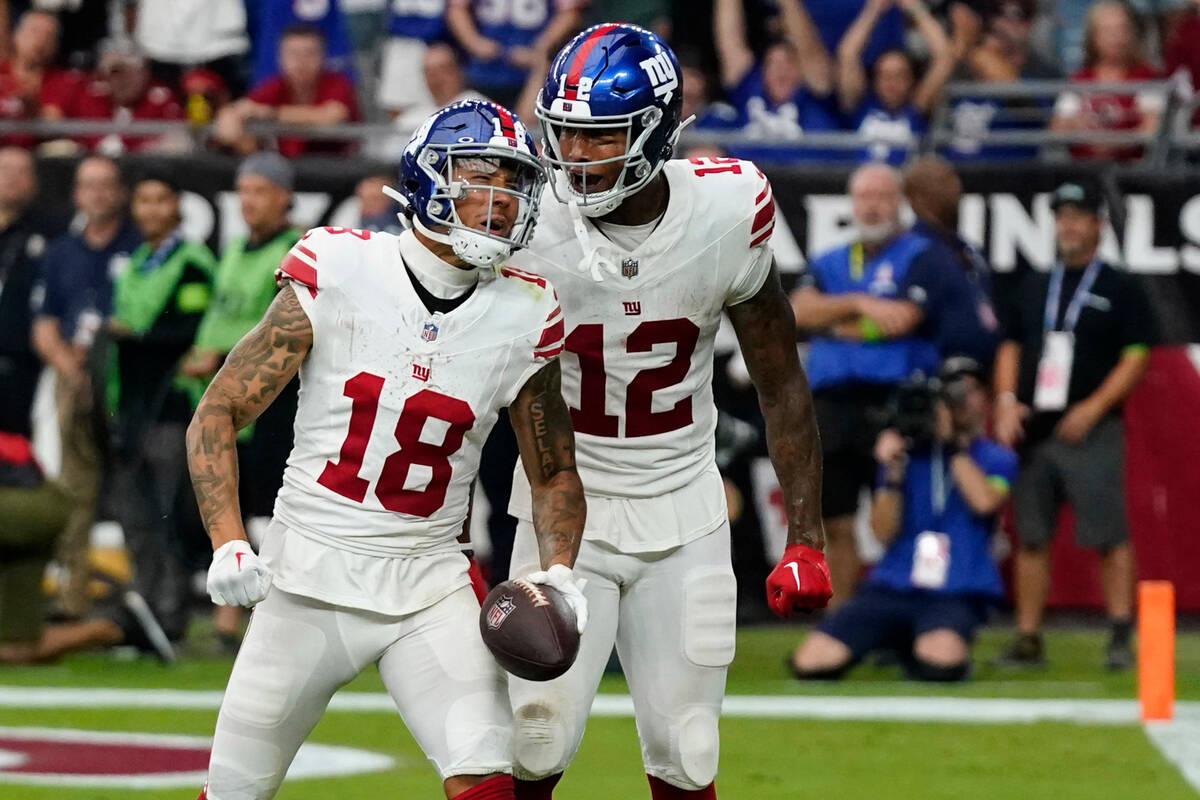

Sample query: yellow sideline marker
[1138,580,1175,721]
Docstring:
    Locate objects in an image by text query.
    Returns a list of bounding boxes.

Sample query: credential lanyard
[1043,260,1101,334]
[931,443,948,523]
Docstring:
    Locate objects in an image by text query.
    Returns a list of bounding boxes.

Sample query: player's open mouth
[481,218,509,235]
[568,171,608,194]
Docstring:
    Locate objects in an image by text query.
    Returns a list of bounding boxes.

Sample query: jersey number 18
[317,372,475,517]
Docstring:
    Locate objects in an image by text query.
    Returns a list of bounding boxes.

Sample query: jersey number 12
[566,318,700,438]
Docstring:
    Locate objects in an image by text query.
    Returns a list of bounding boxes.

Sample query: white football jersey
[507,158,775,548]
[271,227,562,565]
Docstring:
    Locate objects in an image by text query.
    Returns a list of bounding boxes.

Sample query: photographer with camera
[790,358,1016,682]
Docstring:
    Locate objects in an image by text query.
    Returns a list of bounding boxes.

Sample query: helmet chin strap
[568,198,620,282]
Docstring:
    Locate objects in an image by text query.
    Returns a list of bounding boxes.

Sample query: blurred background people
[791,164,939,602]
[713,0,839,161]
[837,0,956,164]
[131,0,250,99]
[354,173,404,234]
[249,0,355,86]
[446,0,583,109]
[392,42,487,136]
[792,358,1015,682]
[1052,1,1163,162]
[215,24,360,158]
[0,10,82,147]
[108,171,215,642]
[902,156,1000,368]
[377,0,448,117]
[993,178,1155,671]
[182,152,301,645]
[31,155,139,620]
[63,38,186,155]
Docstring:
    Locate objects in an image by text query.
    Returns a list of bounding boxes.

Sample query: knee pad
[907,658,970,682]
[683,569,737,668]
[668,708,720,789]
[513,701,569,779]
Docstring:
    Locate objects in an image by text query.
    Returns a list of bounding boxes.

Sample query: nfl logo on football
[621,258,639,279]
[421,321,439,342]
[487,595,517,630]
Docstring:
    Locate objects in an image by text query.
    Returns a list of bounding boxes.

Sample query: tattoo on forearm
[728,266,826,550]
[512,360,586,567]
[186,286,313,541]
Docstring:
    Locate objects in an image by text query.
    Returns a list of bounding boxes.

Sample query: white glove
[525,563,588,634]
[207,539,273,607]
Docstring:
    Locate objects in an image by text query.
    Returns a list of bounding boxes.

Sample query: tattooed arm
[727,263,826,550]
[509,359,585,570]
[186,285,312,549]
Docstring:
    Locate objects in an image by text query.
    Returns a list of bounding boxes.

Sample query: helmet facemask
[407,143,546,269]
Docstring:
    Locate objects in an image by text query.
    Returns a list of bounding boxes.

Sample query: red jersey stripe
[537,318,565,349]
[751,221,775,248]
[750,194,775,236]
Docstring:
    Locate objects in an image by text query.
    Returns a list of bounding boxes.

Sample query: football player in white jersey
[185,100,589,800]
[503,24,833,800]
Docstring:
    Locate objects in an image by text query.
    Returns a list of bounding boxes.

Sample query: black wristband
[883,480,904,492]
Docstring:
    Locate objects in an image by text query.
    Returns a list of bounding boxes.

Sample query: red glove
[467,557,489,604]
[766,543,833,617]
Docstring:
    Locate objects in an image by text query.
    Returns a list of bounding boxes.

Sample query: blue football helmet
[537,23,687,217]
[391,99,546,268]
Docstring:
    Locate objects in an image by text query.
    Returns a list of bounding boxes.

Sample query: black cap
[1050,178,1103,214]
[938,355,984,384]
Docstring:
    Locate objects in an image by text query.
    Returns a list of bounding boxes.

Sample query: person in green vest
[180,152,301,646]
[108,171,216,644]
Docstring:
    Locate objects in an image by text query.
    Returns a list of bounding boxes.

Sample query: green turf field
[0,625,1197,799]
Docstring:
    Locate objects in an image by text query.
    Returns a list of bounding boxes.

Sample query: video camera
[884,357,985,449]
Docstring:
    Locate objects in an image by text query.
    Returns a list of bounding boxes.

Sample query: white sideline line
[0,686,1197,794]
[1,686,1198,725]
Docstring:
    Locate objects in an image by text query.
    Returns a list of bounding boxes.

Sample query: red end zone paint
[0,735,210,774]
[0,727,395,788]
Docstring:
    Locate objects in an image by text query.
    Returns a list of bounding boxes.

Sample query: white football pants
[507,522,736,791]
[205,586,511,799]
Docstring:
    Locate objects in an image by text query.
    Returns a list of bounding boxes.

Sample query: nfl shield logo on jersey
[621,258,639,279]
[486,595,517,630]
[421,321,439,342]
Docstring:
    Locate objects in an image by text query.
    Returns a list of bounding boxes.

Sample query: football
[479,578,580,681]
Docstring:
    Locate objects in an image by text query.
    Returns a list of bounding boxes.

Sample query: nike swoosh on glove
[525,563,588,634]
[766,543,833,618]
[207,539,273,607]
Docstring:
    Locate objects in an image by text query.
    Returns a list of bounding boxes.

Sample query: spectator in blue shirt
[945,0,1061,161]
[792,357,1017,682]
[713,0,841,162]
[837,0,956,165]
[791,163,939,601]
[31,155,140,620]
[903,156,1000,368]
[446,0,584,110]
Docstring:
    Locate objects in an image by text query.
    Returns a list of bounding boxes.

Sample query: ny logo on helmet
[639,53,678,104]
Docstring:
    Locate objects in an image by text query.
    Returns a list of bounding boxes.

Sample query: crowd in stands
[0,0,1191,162]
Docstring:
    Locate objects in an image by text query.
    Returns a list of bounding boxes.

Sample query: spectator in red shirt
[1165,2,1200,126]
[0,11,84,146]
[213,23,360,158]
[1052,1,1163,162]
[64,39,186,155]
